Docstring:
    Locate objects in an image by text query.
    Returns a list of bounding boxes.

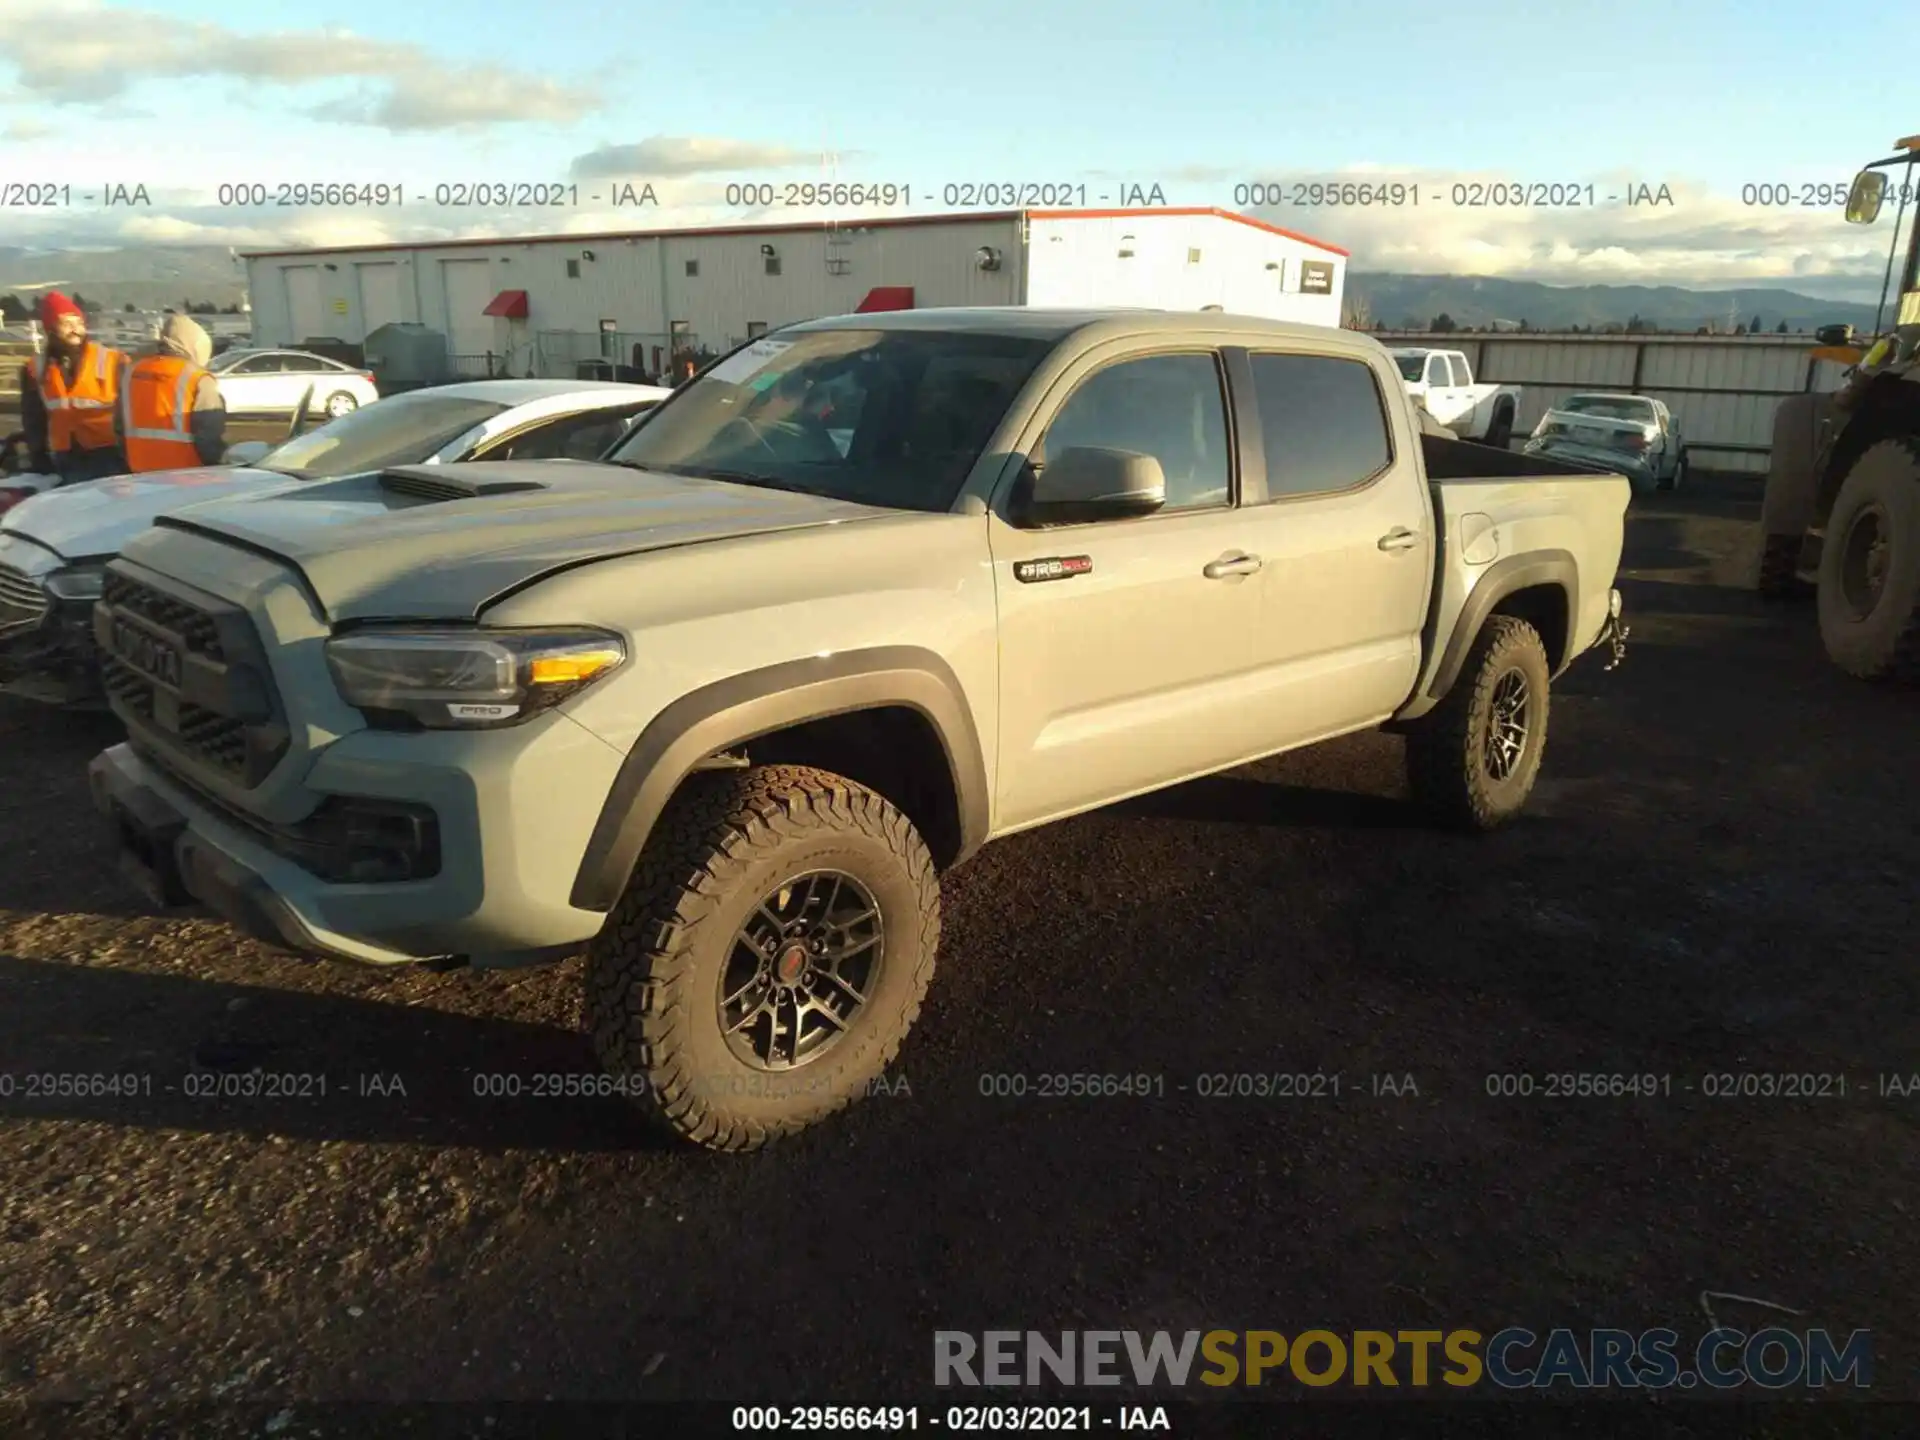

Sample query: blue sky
[1,0,1913,293]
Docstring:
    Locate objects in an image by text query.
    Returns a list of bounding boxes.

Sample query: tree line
[1,293,245,323]
[1342,299,1804,336]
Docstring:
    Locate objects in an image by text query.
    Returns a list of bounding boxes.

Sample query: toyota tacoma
[88,309,1631,1150]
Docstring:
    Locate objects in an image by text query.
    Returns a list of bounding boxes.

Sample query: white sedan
[0,379,672,706]
[206,348,382,418]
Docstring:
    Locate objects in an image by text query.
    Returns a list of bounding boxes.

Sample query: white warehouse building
[241,208,1348,380]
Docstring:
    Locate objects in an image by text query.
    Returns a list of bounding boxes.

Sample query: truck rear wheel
[1816,437,1920,681]
[1406,615,1551,831]
[584,764,940,1152]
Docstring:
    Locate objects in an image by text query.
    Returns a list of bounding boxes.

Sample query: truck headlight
[325,626,626,729]
[44,562,106,602]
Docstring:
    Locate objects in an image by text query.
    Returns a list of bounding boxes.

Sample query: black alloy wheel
[719,869,885,1071]
[1481,668,1532,783]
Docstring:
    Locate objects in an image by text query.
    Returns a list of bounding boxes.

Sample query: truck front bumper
[88,723,621,967]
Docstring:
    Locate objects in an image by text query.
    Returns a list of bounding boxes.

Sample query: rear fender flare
[1421,550,1578,707]
[568,646,989,913]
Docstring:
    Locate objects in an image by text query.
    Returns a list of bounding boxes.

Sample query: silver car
[1522,393,1688,494]
[0,379,671,707]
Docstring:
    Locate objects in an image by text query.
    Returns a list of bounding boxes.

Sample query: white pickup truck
[1391,347,1524,448]
[88,309,1630,1151]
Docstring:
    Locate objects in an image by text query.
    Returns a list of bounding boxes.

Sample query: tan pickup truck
[87,309,1631,1150]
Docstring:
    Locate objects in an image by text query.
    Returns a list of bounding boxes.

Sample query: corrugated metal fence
[1374,332,1854,474]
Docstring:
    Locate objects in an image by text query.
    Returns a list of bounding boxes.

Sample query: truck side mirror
[1845,170,1886,225]
[1016,446,1166,527]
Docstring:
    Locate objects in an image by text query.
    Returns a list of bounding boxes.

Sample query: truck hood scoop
[378,466,550,503]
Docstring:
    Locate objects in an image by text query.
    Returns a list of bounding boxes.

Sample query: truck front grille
[101,571,224,657]
[95,564,289,788]
[0,561,48,631]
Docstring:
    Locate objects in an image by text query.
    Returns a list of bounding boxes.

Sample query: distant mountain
[0,245,248,311]
[1348,273,1883,334]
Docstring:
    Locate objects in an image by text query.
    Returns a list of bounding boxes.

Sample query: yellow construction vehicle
[1757,134,1920,681]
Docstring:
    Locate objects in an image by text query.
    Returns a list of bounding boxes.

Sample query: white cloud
[1244,168,1893,293]
[0,0,598,128]
[2,115,51,140]
[309,73,599,131]
[0,199,799,253]
[569,137,840,180]
[0,161,1900,301]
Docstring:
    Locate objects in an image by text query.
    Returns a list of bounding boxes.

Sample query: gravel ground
[0,474,1915,1433]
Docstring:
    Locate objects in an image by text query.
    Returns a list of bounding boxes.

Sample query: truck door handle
[1378,528,1419,551]
[1203,553,1263,579]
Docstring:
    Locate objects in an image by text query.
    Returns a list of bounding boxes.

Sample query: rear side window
[1249,353,1393,500]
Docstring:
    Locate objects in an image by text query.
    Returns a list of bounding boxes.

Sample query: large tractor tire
[1815,437,1920,682]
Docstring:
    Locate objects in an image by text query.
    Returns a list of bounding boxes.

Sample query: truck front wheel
[585,764,940,1151]
[1815,437,1920,681]
[1406,615,1551,831]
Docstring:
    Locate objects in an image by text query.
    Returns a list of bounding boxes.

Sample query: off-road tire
[585,764,940,1152]
[1406,615,1551,832]
[1756,533,1806,599]
[1484,406,1514,450]
[1816,437,1920,682]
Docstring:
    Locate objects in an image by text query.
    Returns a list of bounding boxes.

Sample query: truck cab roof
[786,306,1353,347]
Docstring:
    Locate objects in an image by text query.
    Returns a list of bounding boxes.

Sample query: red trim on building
[481,289,529,318]
[240,207,1347,260]
[853,286,915,313]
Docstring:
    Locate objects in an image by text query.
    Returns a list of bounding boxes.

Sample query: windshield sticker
[707,338,796,386]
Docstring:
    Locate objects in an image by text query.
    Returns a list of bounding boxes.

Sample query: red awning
[854,286,915,313]
[482,289,529,319]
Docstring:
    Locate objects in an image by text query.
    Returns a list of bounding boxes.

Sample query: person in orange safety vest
[116,313,228,472]
[20,292,129,483]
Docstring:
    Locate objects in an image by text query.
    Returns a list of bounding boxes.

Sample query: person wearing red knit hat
[20,291,129,483]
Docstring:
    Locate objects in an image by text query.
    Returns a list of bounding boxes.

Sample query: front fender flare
[568,646,990,913]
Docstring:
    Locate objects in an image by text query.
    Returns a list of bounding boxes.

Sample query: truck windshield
[1393,355,1426,381]
[257,393,510,477]
[605,328,1053,511]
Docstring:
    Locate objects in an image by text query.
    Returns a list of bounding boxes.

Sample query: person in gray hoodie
[115,312,228,472]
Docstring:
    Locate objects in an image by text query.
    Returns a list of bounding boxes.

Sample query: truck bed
[1409,433,1633,704]
[1419,433,1618,482]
